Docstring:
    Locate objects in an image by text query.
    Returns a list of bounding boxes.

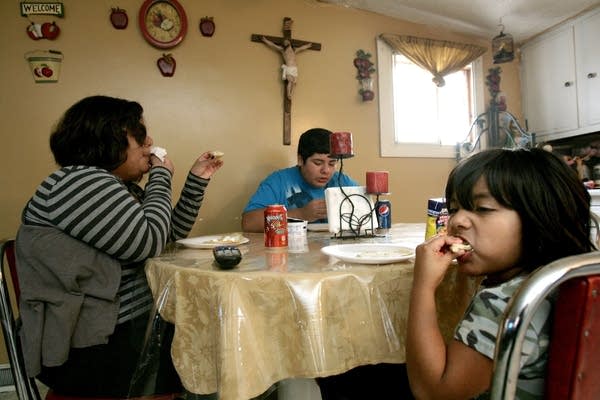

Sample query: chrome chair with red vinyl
[0,238,178,400]
[490,251,600,400]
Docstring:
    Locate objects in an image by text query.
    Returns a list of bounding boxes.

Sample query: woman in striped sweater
[16,95,223,397]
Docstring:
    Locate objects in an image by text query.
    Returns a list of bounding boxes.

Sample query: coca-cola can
[264,205,288,247]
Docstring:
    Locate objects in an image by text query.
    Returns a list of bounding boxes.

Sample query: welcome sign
[20,2,64,17]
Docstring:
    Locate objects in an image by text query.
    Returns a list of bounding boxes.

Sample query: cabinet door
[576,9,600,128]
[521,26,578,137]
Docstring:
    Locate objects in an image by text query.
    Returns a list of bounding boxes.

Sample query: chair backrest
[490,251,600,400]
[0,239,41,400]
[545,274,600,399]
[1,239,180,400]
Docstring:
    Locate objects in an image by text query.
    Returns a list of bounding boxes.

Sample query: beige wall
[0,0,522,361]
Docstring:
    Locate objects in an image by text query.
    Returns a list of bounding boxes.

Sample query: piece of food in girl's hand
[450,243,473,253]
[210,151,224,159]
[150,146,167,162]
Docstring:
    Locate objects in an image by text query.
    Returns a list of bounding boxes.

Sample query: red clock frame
[138,0,188,49]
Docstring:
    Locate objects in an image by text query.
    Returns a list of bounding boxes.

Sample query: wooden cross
[252,17,321,145]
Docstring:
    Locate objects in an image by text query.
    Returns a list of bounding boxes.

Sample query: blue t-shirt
[243,166,359,215]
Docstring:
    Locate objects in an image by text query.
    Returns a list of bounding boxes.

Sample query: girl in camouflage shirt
[407,148,593,399]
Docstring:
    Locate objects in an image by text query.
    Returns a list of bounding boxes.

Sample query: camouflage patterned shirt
[454,274,552,399]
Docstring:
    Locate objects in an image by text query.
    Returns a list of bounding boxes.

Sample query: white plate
[321,244,414,264]
[177,234,250,249]
[307,223,329,232]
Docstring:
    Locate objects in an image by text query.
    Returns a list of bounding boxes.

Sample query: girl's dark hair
[298,128,333,162]
[50,95,146,170]
[445,148,593,271]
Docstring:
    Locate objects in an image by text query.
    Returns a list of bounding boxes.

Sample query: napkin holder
[325,186,377,238]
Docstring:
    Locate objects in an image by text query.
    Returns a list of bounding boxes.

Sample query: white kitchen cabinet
[520,7,600,141]
[576,9,600,129]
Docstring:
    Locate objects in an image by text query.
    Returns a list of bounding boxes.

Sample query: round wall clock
[138,0,188,49]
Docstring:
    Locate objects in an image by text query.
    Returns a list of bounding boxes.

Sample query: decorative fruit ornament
[157,53,176,77]
[41,21,60,40]
[199,16,215,37]
[26,21,60,40]
[353,49,376,102]
[33,64,54,78]
[41,65,53,77]
[26,22,42,40]
[110,8,128,29]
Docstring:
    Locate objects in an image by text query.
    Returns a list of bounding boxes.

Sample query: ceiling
[319,0,600,43]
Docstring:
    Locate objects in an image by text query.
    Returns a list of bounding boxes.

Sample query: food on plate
[355,249,413,258]
[208,233,245,244]
[150,146,167,162]
[210,150,225,159]
[450,243,473,253]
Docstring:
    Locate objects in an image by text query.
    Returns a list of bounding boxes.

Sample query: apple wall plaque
[157,53,176,77]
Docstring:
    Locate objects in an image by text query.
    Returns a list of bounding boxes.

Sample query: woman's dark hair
[50,95,146,170]
[298,128,332,162]
[445,148,593,271]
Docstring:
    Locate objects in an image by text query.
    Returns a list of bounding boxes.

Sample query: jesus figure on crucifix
[261,35,312,100]
[251,17,321,144]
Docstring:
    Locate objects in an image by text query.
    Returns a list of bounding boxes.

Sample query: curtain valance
[379,34,486,87]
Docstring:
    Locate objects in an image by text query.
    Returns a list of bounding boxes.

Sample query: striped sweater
[22,165,209,322]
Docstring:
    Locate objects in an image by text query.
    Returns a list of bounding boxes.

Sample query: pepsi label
[375,200,392,229]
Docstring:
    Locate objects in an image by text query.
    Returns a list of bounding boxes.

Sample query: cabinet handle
[588,72,598,79]
[564,81,573,87]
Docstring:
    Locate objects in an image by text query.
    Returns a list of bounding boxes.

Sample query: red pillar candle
[330,131,354,158]
[366,171,389,194]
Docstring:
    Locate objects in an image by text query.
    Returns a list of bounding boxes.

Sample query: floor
[0,380,48,400]
[0,379,321,400]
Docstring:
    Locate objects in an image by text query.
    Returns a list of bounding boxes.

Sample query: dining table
[144,223,479,400]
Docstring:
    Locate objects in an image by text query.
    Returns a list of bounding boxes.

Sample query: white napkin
[150,146,167,162]
[325,186,377,234]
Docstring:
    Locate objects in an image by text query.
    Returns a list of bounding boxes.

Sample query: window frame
[376,37,485,158]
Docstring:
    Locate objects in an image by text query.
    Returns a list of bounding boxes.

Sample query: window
[377,37,485,158]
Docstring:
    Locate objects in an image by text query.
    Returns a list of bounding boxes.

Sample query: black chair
[0,238,41,400]
[490,251,600,399]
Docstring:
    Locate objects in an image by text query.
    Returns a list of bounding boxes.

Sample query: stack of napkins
[325,186,377,234]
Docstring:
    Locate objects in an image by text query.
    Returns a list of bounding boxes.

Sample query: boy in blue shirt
[241,128,358,232]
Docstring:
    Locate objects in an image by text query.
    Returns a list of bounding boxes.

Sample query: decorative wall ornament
[138,0,188,49]
[20,2,64,17]
[110,7,129,29]
[353,49,375,101]
[486,66,506,111]
[251,17,322,145]
[25,49,63,83]
[492,23,515,64]
[157,53,176,77]
[199,16,215,37]
[26,21,60,40]
[22,2,64,42]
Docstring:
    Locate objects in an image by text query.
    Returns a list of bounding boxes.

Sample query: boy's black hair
[297,128,333,163]
[445,148,593,271]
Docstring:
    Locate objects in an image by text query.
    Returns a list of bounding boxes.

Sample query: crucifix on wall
[252,17,321,145]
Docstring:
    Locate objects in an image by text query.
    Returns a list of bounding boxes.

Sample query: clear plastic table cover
[141,223,478,400]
